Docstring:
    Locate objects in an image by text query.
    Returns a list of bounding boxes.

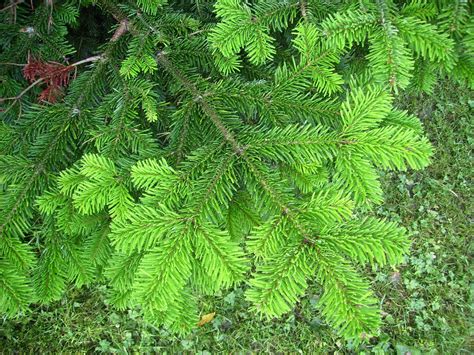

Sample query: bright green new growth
[209,0,472,92]
[0,0,471,341]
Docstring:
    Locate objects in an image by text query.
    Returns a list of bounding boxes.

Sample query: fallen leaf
[197,312,216,326]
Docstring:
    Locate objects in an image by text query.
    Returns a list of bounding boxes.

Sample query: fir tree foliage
[0,0,469,341]
[209,0,472,92]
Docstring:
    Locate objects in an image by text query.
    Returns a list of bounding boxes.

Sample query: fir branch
[0,45,117,238]
[100,7,320,289]
[156,53,244,155]
[1,0,441,338]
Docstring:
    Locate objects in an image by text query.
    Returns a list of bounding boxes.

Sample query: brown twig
[0,78,44,103]
[0,62,26,66]
[0,0,24,13]
[69,55,103,67]
[188,29,209,37]
[299,1,307,19]
[111,19,129,41]
[46,0,53,33]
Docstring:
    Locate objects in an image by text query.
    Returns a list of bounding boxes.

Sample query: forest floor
[1,80,472,353]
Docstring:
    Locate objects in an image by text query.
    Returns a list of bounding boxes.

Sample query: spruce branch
[156,52,244,155]
[0,0,442,338]
[102,4,319,243]
[152,54,336,234]
[153,54,337,242]
[0,42,119,238]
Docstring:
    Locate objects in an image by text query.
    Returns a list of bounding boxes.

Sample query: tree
[0,0,471,341]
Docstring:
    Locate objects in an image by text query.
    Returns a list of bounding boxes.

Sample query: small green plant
[0,0,471,341]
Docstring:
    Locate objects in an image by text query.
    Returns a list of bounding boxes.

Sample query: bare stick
[0,78,43,103]
[111,19,129,41]
[0,0,24,12]
[300,1,308,19]
[69,55,103,67]
[0,62,26,67]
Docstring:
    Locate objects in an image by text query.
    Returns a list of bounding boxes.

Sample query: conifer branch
[1,0,443,337]
[151,52,315,237]
[156,53,244,155]
[107,6,317,242]
[0,46,116,237]
[154,51,323,240]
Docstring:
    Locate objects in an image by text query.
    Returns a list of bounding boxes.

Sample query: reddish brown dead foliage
[22,58,74,103]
